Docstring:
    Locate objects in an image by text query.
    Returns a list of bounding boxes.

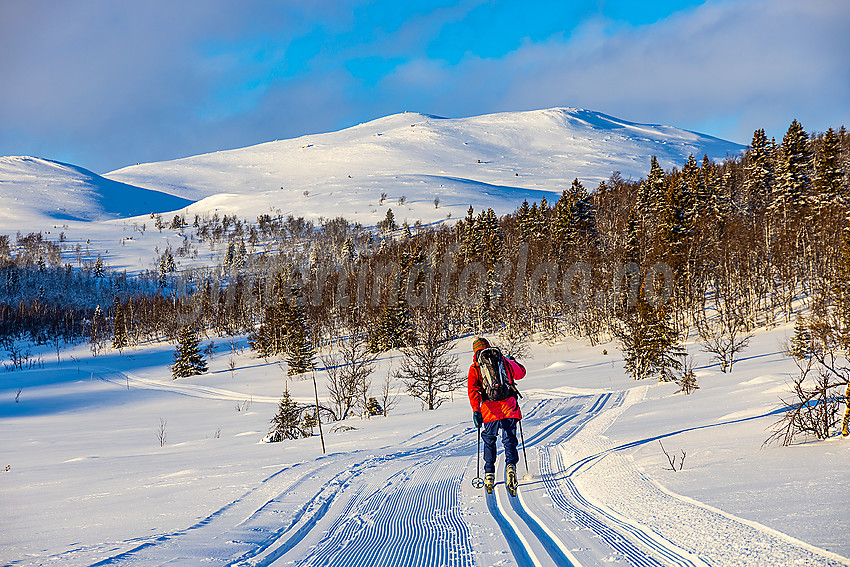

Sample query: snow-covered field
[2,321,848,566]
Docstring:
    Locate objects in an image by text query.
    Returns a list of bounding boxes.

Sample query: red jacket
[468,355,526,423]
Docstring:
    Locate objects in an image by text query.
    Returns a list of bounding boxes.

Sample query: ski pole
[472,424,484,488]
[518,419,532,480]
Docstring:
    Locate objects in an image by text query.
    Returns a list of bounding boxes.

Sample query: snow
[2,323,848,566]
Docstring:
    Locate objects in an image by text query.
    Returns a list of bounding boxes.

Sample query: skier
[468,336,526,495]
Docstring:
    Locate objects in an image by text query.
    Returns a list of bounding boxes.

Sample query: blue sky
[1,0,847,173]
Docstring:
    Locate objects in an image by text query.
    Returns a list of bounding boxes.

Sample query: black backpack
[476,347,518,402]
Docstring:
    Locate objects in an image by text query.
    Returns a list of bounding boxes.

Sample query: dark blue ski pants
[482,418,519,474]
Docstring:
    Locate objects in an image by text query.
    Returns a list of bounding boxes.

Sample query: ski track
[94,368,281,404]
[25,388,847,567]
[481,392,705,567]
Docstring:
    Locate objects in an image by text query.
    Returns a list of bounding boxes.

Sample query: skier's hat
[473,337,490,353]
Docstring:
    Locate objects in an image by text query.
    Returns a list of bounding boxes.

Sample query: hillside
[106,107,745,227]
[0,157,192,225]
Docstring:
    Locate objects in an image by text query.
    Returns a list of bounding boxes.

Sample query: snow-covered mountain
[0,107,744,272]
[0,156,192,225]
[105,107,745,227]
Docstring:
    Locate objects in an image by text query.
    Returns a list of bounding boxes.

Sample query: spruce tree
[772,119,811,225]
[637,156,665,225]
[552,189,573,254]
[535,197,549,240]
[699,155,729,225]
[369,292,413,352]
[814,128,845,218]
[659,172,691,269]
[278,280,314,376]
[744,129,775,215]
[788,314,813,359]
[341,236,356,263]
[285,326,315,376]
[516,200,532,241]
[567,178,597,246]
[478,208,503,270]
[267,387,305,442]
[93,255,105,278]
[89,304,108,355]
[380,208,397,233]
[249,273,290,357]
[172,326,208,378]
[111,298,128,350]
[618,298,684,381]
[842,383,850,437]
[462,206,480,262]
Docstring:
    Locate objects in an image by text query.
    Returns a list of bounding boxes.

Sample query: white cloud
[474,0,849,142]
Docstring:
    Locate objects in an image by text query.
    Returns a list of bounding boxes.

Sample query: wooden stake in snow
[312,370,325,454]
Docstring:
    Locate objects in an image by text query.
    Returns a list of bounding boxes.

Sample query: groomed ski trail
[33,388,849,567]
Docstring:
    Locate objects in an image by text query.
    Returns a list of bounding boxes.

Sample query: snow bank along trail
[560,389,850,567]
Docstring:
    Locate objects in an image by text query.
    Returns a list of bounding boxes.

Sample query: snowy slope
[106,108,744,227]
[2,324,848,566]
[0,156,192,225]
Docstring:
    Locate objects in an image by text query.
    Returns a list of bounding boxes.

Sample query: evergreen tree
[93,255,105,278]
[624,206,642,266]
[534,197,549,240]
[90,304,107,355]
[814,128,845,217]
[744,128,775,215]
[637,156,666,225]
[478,208,503,270]
[369,292,413,352]
[699,155,729,225]
[772,119,812,225]
[618,298,685,381]
[286,326,315,376]
[279,280,314,376]
[266,387,306,442]
[567,178,597,246]
[365,397,382,416]
[172,326,207,378]
[788,314,813,359]
[379,208,397,233]
[462,206,480,261]
[660,170,692,269]
[516,200,532,241]
[249,273,290,357]
[552,189,572,254]
[341,236,356,263]
[158,250,175,287]
[111,298,128,350]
